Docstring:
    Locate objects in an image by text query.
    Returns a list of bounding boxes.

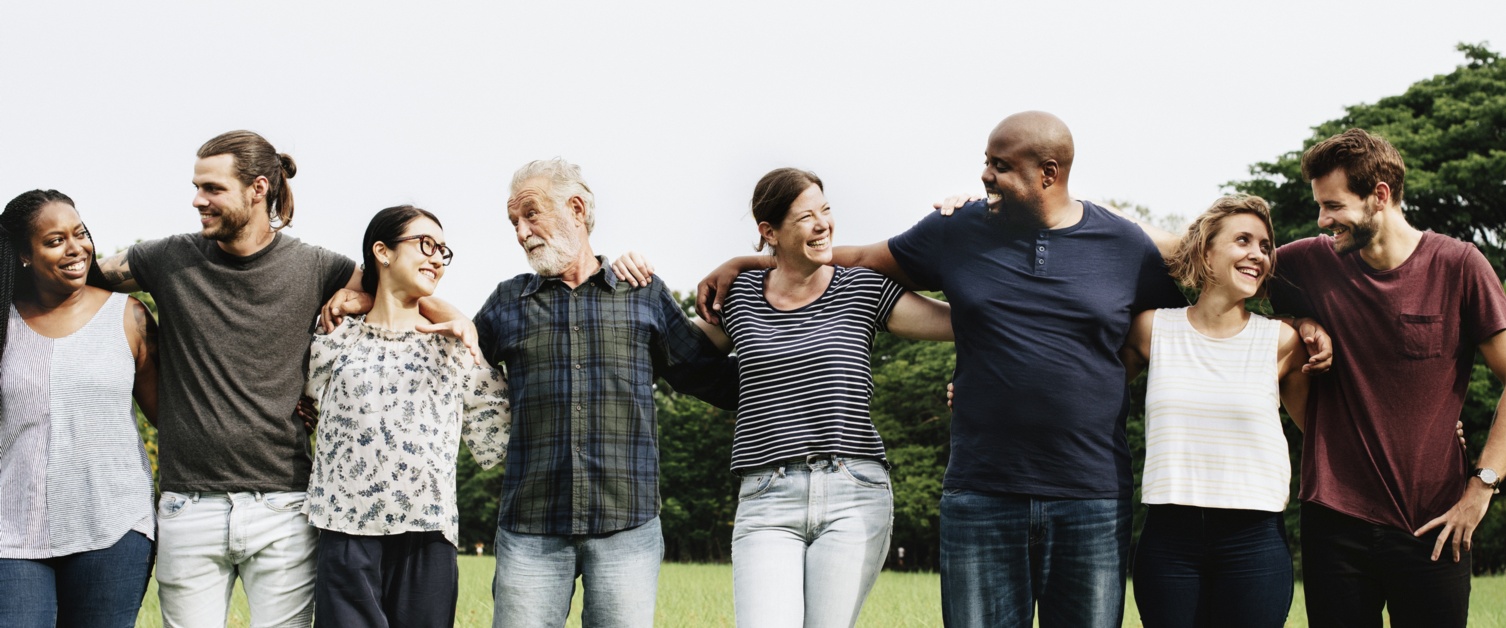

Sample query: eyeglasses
[387,234,454,266]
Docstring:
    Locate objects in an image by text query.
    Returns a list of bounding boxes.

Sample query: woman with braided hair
[0,189,159,627]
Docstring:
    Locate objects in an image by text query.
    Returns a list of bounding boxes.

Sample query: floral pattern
[303,316,510,547]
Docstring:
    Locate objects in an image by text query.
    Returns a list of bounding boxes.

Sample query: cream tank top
[1141,307,1291,512]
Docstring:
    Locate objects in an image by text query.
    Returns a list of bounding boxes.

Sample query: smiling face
[1202,212,1273,299]
[22,201,94,294]
[1312,168,1381,255]
[375,216,447,299]
[508,177,583,276]
[981,133,1039,215]
[192,153,260,241]
[761,184,833,268]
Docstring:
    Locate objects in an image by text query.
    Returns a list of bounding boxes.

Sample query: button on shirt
[475,259,739,535]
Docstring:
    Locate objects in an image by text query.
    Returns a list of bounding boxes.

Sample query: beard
[1332,206,1379,255]
[201,198,255,242]
[525,225,582,276]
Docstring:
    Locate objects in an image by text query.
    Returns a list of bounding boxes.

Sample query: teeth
[986,192,1002,203]
[62,262,85,271]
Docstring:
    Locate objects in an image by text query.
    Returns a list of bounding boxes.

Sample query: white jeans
[155,491,318,628]
[731,455,894,628]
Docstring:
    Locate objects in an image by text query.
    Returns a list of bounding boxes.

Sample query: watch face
[1481,469,1500,485]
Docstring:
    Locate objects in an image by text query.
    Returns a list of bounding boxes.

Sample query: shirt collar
[519,255,619,297]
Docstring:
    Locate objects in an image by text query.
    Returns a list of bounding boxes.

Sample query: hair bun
[278,153,298,179]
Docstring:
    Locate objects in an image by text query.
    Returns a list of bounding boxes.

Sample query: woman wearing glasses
[301,205,511,627]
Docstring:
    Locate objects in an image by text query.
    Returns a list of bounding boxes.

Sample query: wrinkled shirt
[303,317,510,547]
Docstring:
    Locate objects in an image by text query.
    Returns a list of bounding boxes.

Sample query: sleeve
[460,361,512,470]
[887,204,966,291]
[314,246,357,301]
[1458,243,1506,344]
[474,282,511,369]
[303,320,353,403]
[1268,238,1319,319]
[1131,233,1187,311]
[871,272,907,333]
[125,235,174,293]
[649,282,740,411]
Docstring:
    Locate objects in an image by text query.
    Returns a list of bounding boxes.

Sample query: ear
[567,195,588,226]
[1372,181,1394,209]
[251,175,271,203]
[372,241,391,267]
[757,221,779,250]
[1040,159,1060,189]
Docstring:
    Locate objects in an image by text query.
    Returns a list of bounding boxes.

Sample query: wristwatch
[1475,468,1501,494]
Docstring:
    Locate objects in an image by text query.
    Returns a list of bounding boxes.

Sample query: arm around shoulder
[886,292,952,342]
[98,250,141,293]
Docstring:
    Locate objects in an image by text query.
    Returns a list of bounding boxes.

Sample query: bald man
[695,112,1184,627]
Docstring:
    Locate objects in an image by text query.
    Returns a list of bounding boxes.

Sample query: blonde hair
[1168,194,1276,295]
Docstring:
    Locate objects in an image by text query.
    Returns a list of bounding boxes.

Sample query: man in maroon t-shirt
[1268,129,1506,627]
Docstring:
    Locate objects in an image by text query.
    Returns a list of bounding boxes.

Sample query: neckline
[1178,306,1253,341]
[759,266,838,313]
[11,292,116,341]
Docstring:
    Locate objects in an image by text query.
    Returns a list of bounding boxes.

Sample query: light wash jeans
[939,490,1130,628]
[491,516,662,628]
[731,455,894,628]
[154,491,318,628]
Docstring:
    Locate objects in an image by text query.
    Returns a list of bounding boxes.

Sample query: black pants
[1132,505,1293,628]
[1301,502,1471,628]
[315,529,459,628]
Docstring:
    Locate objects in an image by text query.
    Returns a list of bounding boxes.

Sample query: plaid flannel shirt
[474,259,738,535]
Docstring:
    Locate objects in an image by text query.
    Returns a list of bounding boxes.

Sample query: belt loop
[189,492,201,503]
[776,465,786,478]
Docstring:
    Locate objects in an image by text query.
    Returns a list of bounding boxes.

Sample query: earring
[382,260,390,267]
[21,261,29,268]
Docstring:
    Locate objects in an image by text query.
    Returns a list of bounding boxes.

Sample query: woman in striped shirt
[0,189,159,628]
[689,168,953,627]
[1118,194,1310,628]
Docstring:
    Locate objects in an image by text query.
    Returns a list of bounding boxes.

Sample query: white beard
[525,227,582,276]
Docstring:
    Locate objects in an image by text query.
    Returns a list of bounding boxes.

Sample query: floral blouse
[303,316,510,547]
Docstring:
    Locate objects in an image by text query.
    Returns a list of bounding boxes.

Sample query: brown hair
[197,130,298,230]
[1300,128,1406,204]
[1169,194,1276,295]
[749,168,823,252]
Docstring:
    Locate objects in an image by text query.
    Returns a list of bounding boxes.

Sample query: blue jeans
[0,530,153,628]
[939,490,1130,628]
[491,516,662,628]
[731,455,894,627]
[1132,505,1293,628]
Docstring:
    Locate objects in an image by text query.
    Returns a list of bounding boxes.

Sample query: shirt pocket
[1398,313,1444,359]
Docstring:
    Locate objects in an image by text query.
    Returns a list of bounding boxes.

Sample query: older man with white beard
[474,158,739,628]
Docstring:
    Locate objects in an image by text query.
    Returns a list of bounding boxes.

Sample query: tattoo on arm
[132,299,159,365]
[100,253,134,287]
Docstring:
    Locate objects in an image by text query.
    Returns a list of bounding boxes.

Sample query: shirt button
[574,403,584,411]
[1037,246,1045,251]
[1037,258,1045,265]
[573,363,582,370]
[571,325,580,332]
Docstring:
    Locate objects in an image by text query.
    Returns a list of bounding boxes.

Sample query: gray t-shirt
[130,232,355,492]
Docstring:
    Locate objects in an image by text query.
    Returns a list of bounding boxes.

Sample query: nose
[1316,209,1333,230]
[193,192,209,208]
[515,221,532,245]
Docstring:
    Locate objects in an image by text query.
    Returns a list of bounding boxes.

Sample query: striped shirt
[721,266,904,471]
[474,258,739,536]
[1142,308,1290,512]
[1,293,155,558]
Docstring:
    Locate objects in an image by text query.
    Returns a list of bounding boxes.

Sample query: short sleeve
[1458,243,1506,345]
[871,273,906,333]
[460,362,512,470]
[888,205,968,291]
[1132,233,1186,312]
[313,246,357,301]
[1269,238,1322,319]
[126,236,174,293]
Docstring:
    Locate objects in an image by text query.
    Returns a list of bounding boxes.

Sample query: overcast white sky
[3,1,1503,313]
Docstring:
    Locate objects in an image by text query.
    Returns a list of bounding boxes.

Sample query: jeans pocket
[737,473,775,501]
[1398,313,1443,359]
[158,492,191,519]
[261,491,308,513]
[838,459,890,489]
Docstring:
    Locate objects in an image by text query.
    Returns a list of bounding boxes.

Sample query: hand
[612,251,655,288]
[295,395,319,432]
[1459,420,1468,449]
[933,193,982,217]
[417,319,485,366]
[1297,317,1333,374]
[1414,484,1494,562]
[946,382,954,410]
[321,288,373,333]
[696,262,743,324]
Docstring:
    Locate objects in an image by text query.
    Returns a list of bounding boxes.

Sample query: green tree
[1231,42,1506,574]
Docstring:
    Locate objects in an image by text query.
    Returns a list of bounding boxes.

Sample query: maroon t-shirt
[1271,232,1506,531]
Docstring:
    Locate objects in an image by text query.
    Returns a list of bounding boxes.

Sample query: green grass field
[136,558,1506,627]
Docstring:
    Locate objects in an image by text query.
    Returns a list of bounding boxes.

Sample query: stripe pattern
[722,266,903,471]
[0,293,155,558]
[1142,307,1290,512]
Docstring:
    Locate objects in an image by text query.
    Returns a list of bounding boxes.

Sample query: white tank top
[1141,307,1291,512]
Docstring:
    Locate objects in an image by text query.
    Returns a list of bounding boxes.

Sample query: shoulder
[129,232,198,260]
[312,315,363,346]
[1424,231,1485,265]
[482,274,538,306]
[1276,236,1330,261]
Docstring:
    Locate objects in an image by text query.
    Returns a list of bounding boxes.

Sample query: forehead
[399,216,443,238]
[31,201,82,233]
[193,154,240,185]
[1218,212,1270,237]
[1311,169,1362,202]
[984,131,1029,161]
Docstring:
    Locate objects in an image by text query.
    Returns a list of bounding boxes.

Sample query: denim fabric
[154,491,318,628]
[315,529,458,628]
[0,530,152,628]
[491,516,662,628]
[1301,502,1471,628]
[1132,505,1293,628]
[731,455,894,627]
[939,490,1130,628]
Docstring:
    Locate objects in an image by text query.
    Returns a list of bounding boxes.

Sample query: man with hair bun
[97,130,363,627]
[1270,128,1506,627]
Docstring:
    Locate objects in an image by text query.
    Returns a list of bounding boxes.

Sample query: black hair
[0,189,108,364]
[360,205,443,295]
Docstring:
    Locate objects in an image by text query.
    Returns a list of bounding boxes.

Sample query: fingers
[711,276,733,321]
[611,252,654,288]
[1302,334,1334,373]
[946,382,954,410]
[696,281,713,322]
[1458,420,1468,448]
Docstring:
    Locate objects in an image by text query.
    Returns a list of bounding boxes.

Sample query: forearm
[97,252,141,293]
